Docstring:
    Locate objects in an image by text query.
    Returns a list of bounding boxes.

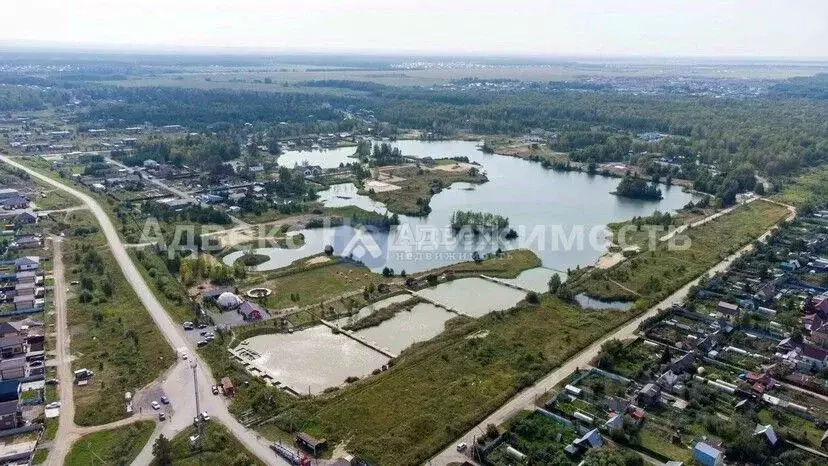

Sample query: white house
[14,257,40,272]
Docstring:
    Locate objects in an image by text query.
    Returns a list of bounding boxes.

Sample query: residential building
[1,196,29,210]
[0,189,19,200]
[693,442,723,466]
[12,294,35,311]
[13,211,37,226]
[0,381,21,430]
[0,358,26,381]
[0,336,25,359]
[14,271,37,284]
[238,301,264,321]
[798,344,828,372]
[716,301,739,318]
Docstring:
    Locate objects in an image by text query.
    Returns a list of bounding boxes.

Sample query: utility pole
[190,361,203,453]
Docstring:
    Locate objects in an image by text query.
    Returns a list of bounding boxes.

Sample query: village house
[716,301,740,318]
[9,235,41,250]
[0,358,26,381]
[0,381,22,430]
[0,189,19,200]
[694,442,724,466]
[1,196,29,210]
[14,271,37,285]
[797,344,828,372]
[238,301,264,321]
[12,294,35,312]
[13,211,37,226]
[0,336,25,360]
[13,257,39,272]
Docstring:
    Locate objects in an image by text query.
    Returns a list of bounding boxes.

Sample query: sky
[3,0,827,58]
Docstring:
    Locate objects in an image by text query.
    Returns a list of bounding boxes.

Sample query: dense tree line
[613,175,663,200]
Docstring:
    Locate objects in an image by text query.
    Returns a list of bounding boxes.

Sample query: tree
[152,434,172,465]
[548,273,562,294]
[526,291,540,304]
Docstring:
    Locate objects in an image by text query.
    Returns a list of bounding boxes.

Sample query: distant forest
[2,71,827,198]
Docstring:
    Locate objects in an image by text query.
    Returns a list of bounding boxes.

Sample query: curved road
[0,155,285,465]
[430,199,795,465]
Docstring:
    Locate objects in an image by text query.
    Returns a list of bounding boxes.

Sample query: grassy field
[64,211,173,425]
[775,166,828,208]
[242,258,392,310]
[422,248,542,279]
[576,200,789,303]
[251,294,634,465]
[161,422,265,466]
[65,421,155,466]
[364,164,487,216]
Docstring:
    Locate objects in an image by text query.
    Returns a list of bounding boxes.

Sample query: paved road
[430,200,796,465]
[0,156,286,465]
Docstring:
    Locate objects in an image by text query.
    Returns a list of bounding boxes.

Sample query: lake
[227,140,695,274]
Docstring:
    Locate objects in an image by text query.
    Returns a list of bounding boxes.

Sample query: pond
[574,293,634,311]
[415,277,527,317]
[277,145,359,169]
[228,140,696,274]
[239,326,390,395]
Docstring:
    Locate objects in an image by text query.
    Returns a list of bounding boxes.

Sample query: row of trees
[450,210,510,233]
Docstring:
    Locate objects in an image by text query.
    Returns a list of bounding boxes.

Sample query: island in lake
[612,175,663,200]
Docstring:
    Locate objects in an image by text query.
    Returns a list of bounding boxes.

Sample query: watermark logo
[333,225,388,267]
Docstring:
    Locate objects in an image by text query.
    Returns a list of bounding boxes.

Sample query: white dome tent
[216,292,243,310]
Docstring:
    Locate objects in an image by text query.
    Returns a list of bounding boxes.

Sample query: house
[693,442,723,466]
[716,301,739,317]
[201,287,235,302]
[781,259,801,271]
[0,324,18,339]
[143,159,160,169]
[296,432,327,455]
[812,323,828,347]
[0,189,19,200]
[754,424,778,446]
[13,211,37,225]
[657,370,680,392]
[10,235,41,250]
[1,196,28,210]
[238,301,264,321]
[798,344,828,372]
[300,165,324,178]
[12,294,35,311]
[0,381,21,430]
[0,336,25,359]
[569,428,603,453]
[14,271,37,284]
[603,414,623,431]
[0,358,26,381]
[14,282,38,297]
[220,377,236,397]
[637,383,661,407]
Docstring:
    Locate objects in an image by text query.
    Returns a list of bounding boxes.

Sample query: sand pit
[364,180,401,192]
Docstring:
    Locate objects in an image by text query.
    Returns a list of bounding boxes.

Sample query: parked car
[198,323,208,329]
[183,321,194,330]
[151,401,160,410]
[45,402,61,409]
[456,442,467,452]
[158,412,166,421]
[160,396,169,404]
[200,412,210,421]
[196,340,208,347]
[200,331,207,336]
[211,386,219,395]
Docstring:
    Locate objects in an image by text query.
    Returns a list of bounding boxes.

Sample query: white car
[45,402,61,409]
[456,442,467,452]
[200,411,210,421]
[151,401,160,410]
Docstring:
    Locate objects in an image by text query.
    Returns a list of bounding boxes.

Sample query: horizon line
[1,40,827,63]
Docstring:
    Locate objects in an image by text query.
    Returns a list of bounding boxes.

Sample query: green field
[364,164,487,216]
[64,211,173,425]
[577,200,789,303]
[776,166,828,208]
[66,421,155,466]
